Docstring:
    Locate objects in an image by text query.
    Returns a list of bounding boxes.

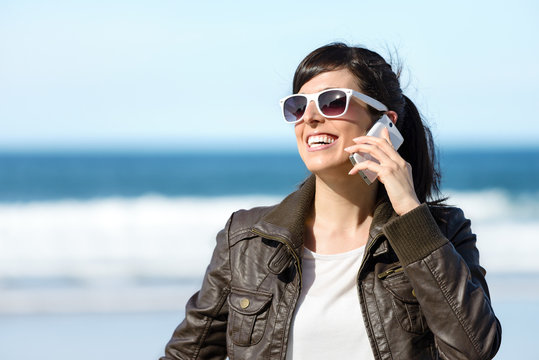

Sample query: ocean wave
[0,195,282,283]
[444,189,539,273]
[0,191,537,286]
[444,188,539,222]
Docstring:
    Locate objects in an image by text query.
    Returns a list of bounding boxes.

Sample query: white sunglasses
[279,88,388,123]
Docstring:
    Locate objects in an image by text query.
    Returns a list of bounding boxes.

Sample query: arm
[383,204,502,360]
[161,216,232,360]
[347,127,501,358]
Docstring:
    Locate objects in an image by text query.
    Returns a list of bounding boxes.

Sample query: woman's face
[295,69,375,176]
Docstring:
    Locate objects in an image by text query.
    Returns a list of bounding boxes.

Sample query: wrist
[396,198,421,216]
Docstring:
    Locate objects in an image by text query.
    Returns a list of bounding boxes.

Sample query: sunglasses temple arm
[352,90,388,112]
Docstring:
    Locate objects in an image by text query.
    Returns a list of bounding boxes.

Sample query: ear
[386,110,398,125]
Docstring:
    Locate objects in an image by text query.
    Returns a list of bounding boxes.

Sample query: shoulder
[428,204,474,242]
[226,204,278,238]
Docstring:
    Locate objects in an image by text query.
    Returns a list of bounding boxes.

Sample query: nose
[302,100,324,125]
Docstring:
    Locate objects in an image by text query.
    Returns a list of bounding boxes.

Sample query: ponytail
[397,95,442,203]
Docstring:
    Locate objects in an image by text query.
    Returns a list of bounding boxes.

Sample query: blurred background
[1,0,538,359]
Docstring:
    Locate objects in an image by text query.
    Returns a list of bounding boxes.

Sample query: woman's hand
[344,128,420,216]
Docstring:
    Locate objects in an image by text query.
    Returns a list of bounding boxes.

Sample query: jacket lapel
[252,175,315,258]
[252,175,398,263]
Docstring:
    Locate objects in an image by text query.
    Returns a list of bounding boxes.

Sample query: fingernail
[344,147,351,152]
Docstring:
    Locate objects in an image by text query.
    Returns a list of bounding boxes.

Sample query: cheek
[346,104,376,130]
[294,124,308,161]
[347,117,374,137]
[294,124,303,141]
[337,121,367,139]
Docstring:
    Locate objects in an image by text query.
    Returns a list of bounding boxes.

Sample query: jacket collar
[252,174,398,259]
[251,175,315,257]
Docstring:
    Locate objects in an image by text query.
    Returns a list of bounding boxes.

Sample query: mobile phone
[349,114,404,185]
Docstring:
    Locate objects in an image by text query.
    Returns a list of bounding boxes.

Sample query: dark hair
[293,43,442,204]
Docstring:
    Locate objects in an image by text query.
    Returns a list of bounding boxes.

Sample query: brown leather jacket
[161,176,501,359]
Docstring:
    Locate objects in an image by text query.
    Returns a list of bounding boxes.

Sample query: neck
[313,173,378,227]
[304,173,379,254]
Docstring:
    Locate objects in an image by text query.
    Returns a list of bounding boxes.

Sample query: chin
[303,158,351,177]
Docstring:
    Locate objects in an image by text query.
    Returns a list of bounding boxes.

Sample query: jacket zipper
[377,265,404,279]
[356,232,384,359]
[251,228,303,290]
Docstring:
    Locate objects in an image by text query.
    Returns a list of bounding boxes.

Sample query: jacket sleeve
[160,216,232,360]
[383,204,502,360]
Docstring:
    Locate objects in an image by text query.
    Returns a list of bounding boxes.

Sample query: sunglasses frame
[279,88,388,123]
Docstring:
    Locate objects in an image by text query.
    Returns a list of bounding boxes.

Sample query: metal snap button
[240,298,250,309]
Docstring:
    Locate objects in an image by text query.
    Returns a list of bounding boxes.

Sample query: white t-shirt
[285,245,375,360]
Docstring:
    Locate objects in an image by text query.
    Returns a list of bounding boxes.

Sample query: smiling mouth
[307,134,337,148]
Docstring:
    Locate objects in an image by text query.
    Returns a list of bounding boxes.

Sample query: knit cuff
[383,203,448,266]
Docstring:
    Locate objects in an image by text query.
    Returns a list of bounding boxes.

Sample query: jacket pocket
[381,269,428,335]
[227,287,273,346]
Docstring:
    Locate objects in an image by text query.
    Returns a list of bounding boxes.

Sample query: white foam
[0,191,537,313]
[0,195,281,282]
[444,189,539,222]
[0,190,537,284]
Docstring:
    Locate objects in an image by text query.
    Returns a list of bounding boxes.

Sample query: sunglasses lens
[319,90,347,117]
[283,96,307,122]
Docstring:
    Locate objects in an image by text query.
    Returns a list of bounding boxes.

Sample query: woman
[161,43,501,360]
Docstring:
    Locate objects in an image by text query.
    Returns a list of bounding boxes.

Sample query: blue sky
[1,0,538,151]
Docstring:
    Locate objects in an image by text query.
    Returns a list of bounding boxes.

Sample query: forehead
[298,69,360,94]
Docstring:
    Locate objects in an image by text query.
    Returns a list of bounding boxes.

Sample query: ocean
[1,149,538,359]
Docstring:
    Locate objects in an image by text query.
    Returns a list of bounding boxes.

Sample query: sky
[1,0,538,151]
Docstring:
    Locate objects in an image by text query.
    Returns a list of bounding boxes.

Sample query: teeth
[308,135,335,147]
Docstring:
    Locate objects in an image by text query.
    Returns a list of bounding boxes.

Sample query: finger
[348,159,383,176]
[352,133,402,163]
[345,143,393,164]
[344,143,372,153]
[345,137,386,152]
[352,134,393,150]
[347,135,399,160]
[344,144,360,153]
